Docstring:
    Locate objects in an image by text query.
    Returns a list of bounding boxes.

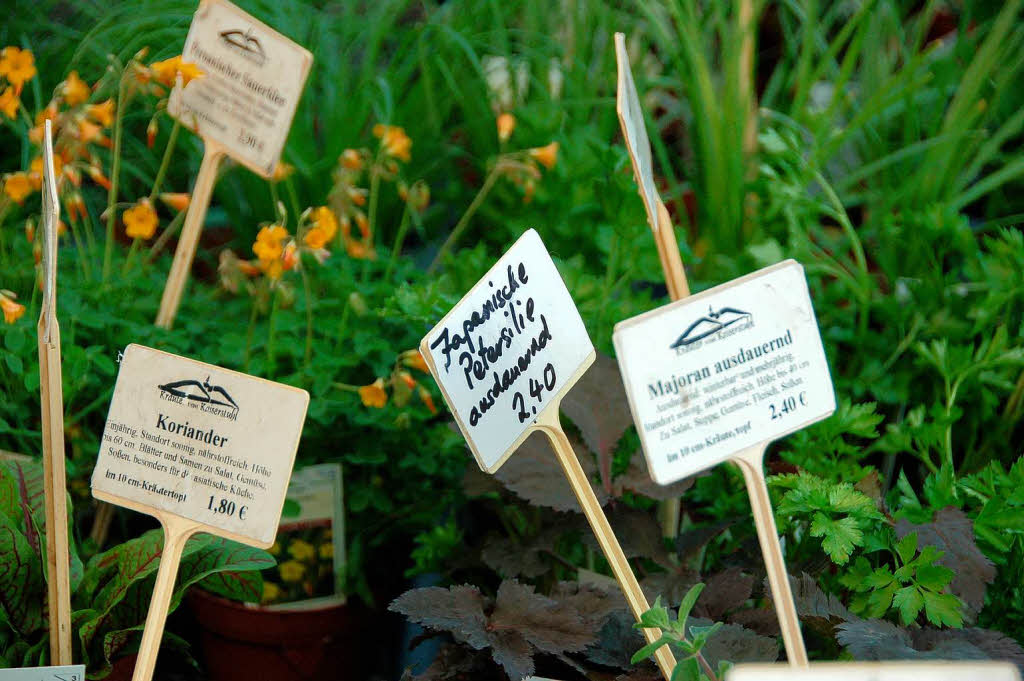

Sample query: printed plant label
[726,662,1021,681]
[614,260,835,485]
[0,666,86,681]
[420,229,595,473]
[91,344,309,546]
[615,32,659,230]
[169,0,312,176]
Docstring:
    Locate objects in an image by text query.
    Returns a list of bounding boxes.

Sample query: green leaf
[630,634,670,664]
[671,656,701,681]
[922,591,964,628]
[895,532,918,565]
[811,512,863,564]
[866,580,898,619]
[893,586,925,625]
[689,621,723,650]
[915,564,955,592]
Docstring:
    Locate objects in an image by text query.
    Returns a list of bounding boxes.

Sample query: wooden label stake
[38,119,73,665]
[420,230,677,680]
[91,345,309,681]
[614,261,837,666]
[155,0,312,328]
[727,661,1022,681]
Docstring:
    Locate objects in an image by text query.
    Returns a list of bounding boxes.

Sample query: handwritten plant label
[613,260,835,484]
[726,662,1021,681]
[91,344,308,546]
[0,666,86,681]
[420,229,595,473]
[170,0,312,176]
[615,32,659,231]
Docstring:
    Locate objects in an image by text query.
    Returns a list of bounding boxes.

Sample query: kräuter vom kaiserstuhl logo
[219,27,267,66]
[671,305,754,354]
[158,376,240,421]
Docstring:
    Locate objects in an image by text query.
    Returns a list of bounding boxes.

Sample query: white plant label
[615,32,659,231]
[91,344,309,546]
[421,229,595,473]
[614,260,835,485]
[170,0,312,177]
[726,662,1021,681]
[0,666,86,681]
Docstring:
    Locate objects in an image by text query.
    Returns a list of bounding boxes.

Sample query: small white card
[0,666,86,681]
[613,261,835,484]
[92,344,309,546]
[421,229,595,473]
[727,662,1021,681]
[170,0,312,177]
[615,32,659,231]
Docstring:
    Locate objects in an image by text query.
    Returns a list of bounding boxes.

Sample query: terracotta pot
[187,588,366,681]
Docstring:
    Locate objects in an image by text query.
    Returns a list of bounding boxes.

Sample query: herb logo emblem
[219,27,267,66]
[158,376,240,416]
[671,305,753,349]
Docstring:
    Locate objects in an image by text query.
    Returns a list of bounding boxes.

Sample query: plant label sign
[726,662,1021,681]
[170,0,312,177]
[0,666,86,681]
[420,229,595,473]
[91,344,309,546]
[614,32,659,232]
[614,260,835,484]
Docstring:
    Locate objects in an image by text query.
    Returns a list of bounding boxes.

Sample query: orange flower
[29,154,63,190]
[303,227,329,250]
[28,103,57,144]
[340,149,362,170]
[3,172,33,204]
[252,224,288,262]
[149,56,203,88]
[62,71,90,106]
[358,379,388,408]
[272,162,294,182]
[396,370,416,390]
[0,47,36,90]
[529,142,559,170]
[0,291,26,324]
[260,258,284,280]
[311,206,338,241]
[88,165,111,190]
[78,119,104,144]
[354,211,370,239]
[401,349,430,373]
[159,193,190,212]
[497,112,516,143]
[344,237,373,260]
[372,124,411,162]
[124,199,158,239]
[417,386,437,414]
[346,186,367,206]
[282,242,299,272]
[66,192,87,222]
[87,99,115,126]
[146,119,158,148]
[0,88,19,119]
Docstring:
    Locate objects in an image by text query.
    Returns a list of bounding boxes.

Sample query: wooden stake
[733,446,808,665]
[155,144,224,329]
[535,404,677,681]
[130,513,202,681]
[38,119,73,665]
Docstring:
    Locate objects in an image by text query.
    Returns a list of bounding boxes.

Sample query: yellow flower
[0,291,25,324]
[149,56,204,88]
[318,542,333,560]
[252,224,288,262]
[260,258,284,280]
[303,206,338,249]
[123,199,158,240]
[87,99,115,127]
[62,71,90,106]
[0,47,36,90]
[279,560,305,583]
[340,149,362,170]
[28,104,58,144]
[78,119,104,144]
[3,172,33,204]
[529,141,559,170]
[358,378,388,408]
[372,124,411,162]
[497,112,516,143]
[261,581,283,603]
[287,539,316,562]
[159,192,190,212]
[303,226,329,250]
[0,88,19,119]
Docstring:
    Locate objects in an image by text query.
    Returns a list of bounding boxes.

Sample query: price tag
[91,344,309,546]
[615,33,659,232]
[0,666,86,681]
[726,662,1021,681]
[420,229,595,473]
[614,260,835,485]
[170,0,312,177]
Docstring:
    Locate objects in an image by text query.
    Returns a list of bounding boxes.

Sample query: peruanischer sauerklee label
[169,0,312,177]
[420,229,595,474]
[613,260,836,485]
[91,344,309,546]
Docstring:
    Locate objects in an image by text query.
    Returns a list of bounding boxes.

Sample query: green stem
[285,176,303,230]
[243,298,258,373]
[0,202,11,264]
[120,238,141,276]
[148,119,181,202]
[266,287,280,379]
[101,73,128,284]
[428,163,502,273]
[146,209,186,262]
[300,258,314,369]
[65,212,91,280]
[367,163,381,250]
[384,204,411,280]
